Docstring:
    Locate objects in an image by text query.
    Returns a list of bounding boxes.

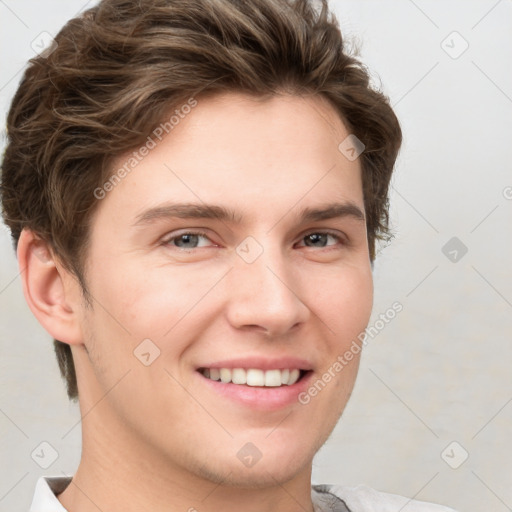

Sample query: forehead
[92,92,363,229]
[177,91,350,157]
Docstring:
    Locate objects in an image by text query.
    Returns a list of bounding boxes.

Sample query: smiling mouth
[197,367,310,387]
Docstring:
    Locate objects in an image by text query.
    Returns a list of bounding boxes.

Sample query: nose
[224,243,310,338]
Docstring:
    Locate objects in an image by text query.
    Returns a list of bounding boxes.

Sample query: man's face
[74,92,373,487]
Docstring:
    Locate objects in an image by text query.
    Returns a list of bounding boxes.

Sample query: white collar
[29,476,70,512]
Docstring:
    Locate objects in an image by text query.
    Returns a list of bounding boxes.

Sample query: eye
[161,230,347,251]
[297,231,346,249]
[162,231,214,250]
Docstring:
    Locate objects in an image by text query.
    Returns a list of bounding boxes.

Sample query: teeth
[265,369,282,387]
[288,369,300,385]
[232,368,246,384]
[246,369,262,386]
[220,368,231,383]
[200,367,303,387]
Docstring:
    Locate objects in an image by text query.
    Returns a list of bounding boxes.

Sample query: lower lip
[196,370,314,411]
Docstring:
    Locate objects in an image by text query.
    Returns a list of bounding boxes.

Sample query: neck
[57,402,315,512]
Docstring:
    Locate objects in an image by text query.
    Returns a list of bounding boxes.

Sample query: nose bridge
[225,236,309,335]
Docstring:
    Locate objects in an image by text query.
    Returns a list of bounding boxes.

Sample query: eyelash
[162,230,347,251]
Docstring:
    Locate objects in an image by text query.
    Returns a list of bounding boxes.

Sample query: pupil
[307,233,326,247]
[178,234,197,248]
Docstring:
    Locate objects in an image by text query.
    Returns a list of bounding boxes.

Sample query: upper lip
[196,356,314,371]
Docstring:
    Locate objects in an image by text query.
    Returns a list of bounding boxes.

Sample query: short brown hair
[1,0,402,401]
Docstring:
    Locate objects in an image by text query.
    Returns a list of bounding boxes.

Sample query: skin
[18,92,373,512]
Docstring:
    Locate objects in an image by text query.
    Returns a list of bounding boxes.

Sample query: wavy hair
[1,0,402,400]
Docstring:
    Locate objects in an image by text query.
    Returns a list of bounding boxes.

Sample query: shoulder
[312,483,458,512]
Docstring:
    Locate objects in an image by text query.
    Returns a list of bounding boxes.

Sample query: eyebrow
[133,201,366,227]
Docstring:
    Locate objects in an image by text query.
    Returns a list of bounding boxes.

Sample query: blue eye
[164,231,212,249]
[298,232,345,249]
[162,230,346,251]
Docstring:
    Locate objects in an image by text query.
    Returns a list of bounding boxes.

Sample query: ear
[17,228,84,346]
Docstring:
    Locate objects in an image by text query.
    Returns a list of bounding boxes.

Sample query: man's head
[1,0,400,468]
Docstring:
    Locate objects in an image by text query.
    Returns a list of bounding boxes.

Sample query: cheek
[88,258,201,338]
[316,263,373,342]
[318,265,372,402]
[86,248,373,358]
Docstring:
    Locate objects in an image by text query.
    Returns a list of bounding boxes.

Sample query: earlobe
[17,229,84,346]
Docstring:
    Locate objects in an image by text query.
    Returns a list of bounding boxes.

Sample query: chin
[197,461,307,489]
[197,440,314,488]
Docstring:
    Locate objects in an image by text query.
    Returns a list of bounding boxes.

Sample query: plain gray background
[1,1,511,511]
